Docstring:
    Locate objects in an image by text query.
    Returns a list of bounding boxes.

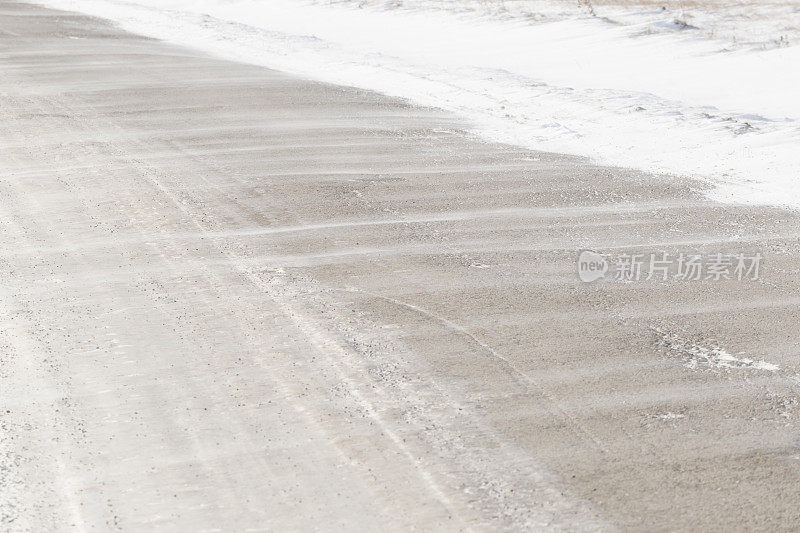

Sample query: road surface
[1,2,800,530]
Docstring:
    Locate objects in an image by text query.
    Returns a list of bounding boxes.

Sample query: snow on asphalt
[32,0,800,207]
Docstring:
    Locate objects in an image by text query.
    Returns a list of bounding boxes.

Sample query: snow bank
[32,0,800,208]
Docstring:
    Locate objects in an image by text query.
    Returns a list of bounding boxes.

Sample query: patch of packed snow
[31,0,800,208]
[655,412,685,420]
[653,327,780,372]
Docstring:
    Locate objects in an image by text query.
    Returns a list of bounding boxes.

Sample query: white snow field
[32,0,800,207]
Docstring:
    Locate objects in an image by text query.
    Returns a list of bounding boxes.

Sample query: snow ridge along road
[28,0,800,208]
[2,2,800,530]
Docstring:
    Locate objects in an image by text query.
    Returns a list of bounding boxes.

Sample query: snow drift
[31,0,800,208]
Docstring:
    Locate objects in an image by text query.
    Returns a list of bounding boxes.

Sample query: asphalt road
[2,2,800,530]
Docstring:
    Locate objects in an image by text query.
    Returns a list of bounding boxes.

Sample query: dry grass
[345,0,800,45]
[484,0,797,8]
[468,0,800,45]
